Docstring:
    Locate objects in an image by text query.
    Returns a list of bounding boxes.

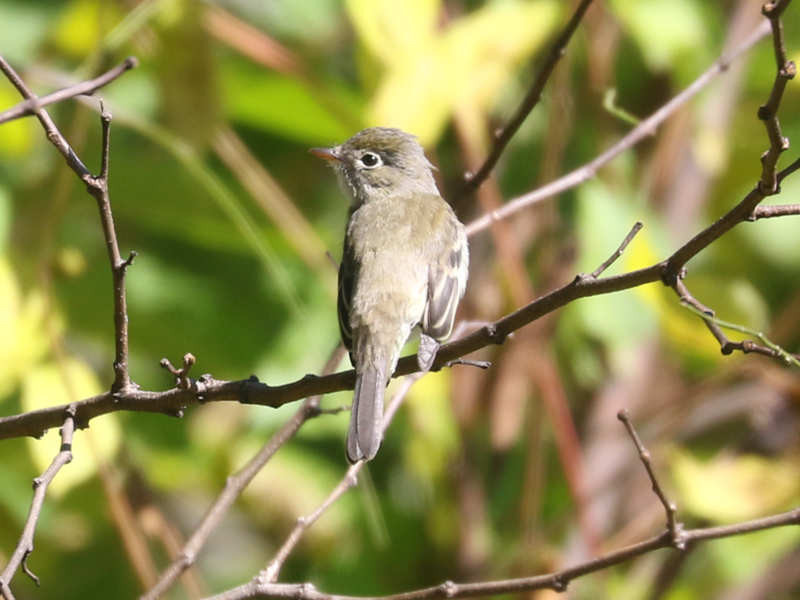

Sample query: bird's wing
[422,236,467,341]
[338,233,357,362]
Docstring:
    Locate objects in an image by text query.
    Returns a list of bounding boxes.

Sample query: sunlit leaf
[404,370,458,480]
[0,259,51,399]
[367,0,560,145]
[346,0,440,68]
[21,358,121,497]
[52,0,121,58]
[671,448,800,523]
[0,87,35,157]
[570,180,659,369]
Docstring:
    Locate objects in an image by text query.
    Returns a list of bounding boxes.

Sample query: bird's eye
[360,152,381,168]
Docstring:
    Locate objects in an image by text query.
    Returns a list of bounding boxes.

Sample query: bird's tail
[346,364,386,463]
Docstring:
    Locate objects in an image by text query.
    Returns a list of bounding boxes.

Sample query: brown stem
[462,0,596,193]
[0,57,137,125]
[140,345,347,600]
[464,19,771,236]
[0,407,76,596]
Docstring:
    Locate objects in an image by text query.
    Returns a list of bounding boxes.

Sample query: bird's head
[311,127,438,206]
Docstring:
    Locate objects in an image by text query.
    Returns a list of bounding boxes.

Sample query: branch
[680,299,800,366]
[261,373,422,585]
[0,407,76,597]
[751,203,800,219]
[617,410,684,549]
[140,346,347,600]
[587,221,643,279]
[0,4,796,444]
[0,57,138,125]
[462,0,595,192]
[201,412,800,600]
[0,55,136,392]
[464,18,771,236]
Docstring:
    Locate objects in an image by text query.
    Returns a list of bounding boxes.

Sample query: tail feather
[346,365,386,463]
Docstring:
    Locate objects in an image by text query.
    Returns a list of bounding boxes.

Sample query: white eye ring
[359,152,382,168]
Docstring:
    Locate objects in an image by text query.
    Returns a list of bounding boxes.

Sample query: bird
[311,127,469,463]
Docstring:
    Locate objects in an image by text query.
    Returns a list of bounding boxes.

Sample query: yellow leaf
[0,257,51,398]
[404,370,458,478]
[21,359,121,497]
[367,0,560,145]
[52,0,120,58]
[0,88,34,157]
[671,448,800,523]
[346,0,440,67]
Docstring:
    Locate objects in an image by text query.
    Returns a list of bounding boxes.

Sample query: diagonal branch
[0,57,138,125]
[201,409,800,599]
[462,0,595,193]
[140,345,347,600]
[465,18,771,236]
[199,407,800,600]
[617,410,685,549]
[0,407,76,598]
[260,373,423,584]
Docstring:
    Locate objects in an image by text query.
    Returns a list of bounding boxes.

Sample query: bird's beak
[309,146,341,162]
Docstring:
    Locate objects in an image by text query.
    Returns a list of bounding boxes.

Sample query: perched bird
[312,128,469,462]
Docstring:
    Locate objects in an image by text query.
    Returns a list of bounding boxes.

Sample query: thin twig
[465,19,771,236]
[751,202,800,219]
[140,345,347,600]
[0,57,138,125]
[462,0,595,192]
[617,410,685,549]
[681,302,800,367]
[261,374,422,584]
[0,407,76,596]
[589,222,643,279]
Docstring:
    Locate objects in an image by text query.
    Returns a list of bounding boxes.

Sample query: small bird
[312,128,469,462]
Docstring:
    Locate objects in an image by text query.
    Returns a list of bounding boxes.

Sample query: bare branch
[617,410,685,549]
[0,57,137,125]
[589,221,643,279]
[0,407,76,596]
[465,19,771,236]
[141,345,347,600]
[261,374,422,584]
[751,202,800,219]
[201,509,800,600]
[203,407,800,600]
[462,0,595,192]
[0,56,92,177]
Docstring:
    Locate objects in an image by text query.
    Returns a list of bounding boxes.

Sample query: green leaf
[610,0,708,73]
[222,62,362,143]
[568,180,659,367]
[0,1,54,63]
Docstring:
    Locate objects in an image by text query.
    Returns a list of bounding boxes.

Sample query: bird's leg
[417,333,440,372]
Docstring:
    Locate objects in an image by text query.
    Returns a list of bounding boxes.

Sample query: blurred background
[1,0,799,598]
